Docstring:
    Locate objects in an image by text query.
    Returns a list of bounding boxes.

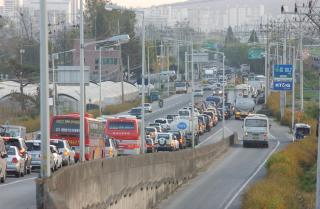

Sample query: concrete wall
[37,134,238,209]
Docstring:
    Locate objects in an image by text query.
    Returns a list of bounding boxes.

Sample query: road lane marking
[0,177,37,188]
[196,129,222,147]
[222,140,280,209]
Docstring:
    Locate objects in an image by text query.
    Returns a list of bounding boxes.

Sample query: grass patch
[0,116,40,133]
[102,99,141,115]
[242,136,317,209]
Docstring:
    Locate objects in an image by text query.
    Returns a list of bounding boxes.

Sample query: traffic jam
[0,68,269,184]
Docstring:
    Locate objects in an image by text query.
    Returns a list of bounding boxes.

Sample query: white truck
[243,114,270,148]
[234,84,255,120]
[170,116,199,147]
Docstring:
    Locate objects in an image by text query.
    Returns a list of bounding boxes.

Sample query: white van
[243,114,270,148]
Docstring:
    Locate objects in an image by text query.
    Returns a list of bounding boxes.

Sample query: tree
[225,26,238,45]
[248,30,259,43]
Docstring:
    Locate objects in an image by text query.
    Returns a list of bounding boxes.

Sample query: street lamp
[105,3,146,154]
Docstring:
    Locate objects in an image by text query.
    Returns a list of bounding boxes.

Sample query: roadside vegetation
[242,93,318,209]
[102,99,141,115]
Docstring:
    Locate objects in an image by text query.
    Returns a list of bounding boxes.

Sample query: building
[3,0,22,18]
[72,40,122,82]
[143,0,266,32]
[23,0,79,25]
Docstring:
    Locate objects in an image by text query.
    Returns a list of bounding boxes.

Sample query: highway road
[158,119,292,209]
[0,89,231,209]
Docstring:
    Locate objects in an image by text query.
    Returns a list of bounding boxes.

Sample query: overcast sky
[111,0,187,8]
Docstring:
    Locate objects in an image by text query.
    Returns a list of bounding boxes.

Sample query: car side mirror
[71,147,76,151]
[1,153,7,158]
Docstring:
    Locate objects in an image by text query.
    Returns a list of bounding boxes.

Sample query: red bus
[50,113,105,161]
[105,117,141,155]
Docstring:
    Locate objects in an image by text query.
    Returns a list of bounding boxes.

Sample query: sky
[111,0,187,8]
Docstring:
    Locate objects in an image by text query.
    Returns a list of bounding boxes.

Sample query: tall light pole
[222,54,225,139]
[167,45,170,97]
[40,0,50,177]
[141,11,146,153]
[79,0,85,161]
[191,42,195,148]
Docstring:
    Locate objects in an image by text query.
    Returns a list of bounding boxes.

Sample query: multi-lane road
[0,88,292,209]
[158,119,292,209]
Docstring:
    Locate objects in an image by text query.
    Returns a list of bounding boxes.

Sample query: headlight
[63,151,69,156]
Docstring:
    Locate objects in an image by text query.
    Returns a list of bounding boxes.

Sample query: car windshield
[146,128,155,132]
[179,110,190,116]
[176,82,186,87]
[157,134,170,139]
[296,128,310,135]
[131,108,142,114]
[144,104,150,107]
[245,119,268,127]
[26,142,41,151]
[50,141,64,149]
[3,127,20,137]
[155,119,166,124]
[195,90,201,92]
[7,147,16,155]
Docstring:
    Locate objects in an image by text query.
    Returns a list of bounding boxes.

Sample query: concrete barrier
[37,134,237,209]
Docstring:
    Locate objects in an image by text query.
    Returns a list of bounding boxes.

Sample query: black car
[129,107,143,119]
[166,114,178,123]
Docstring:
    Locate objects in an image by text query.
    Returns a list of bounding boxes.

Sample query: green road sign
[248,48,264,60]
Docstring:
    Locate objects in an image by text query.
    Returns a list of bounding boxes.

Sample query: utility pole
[280,20,287,121]
[40,0,50,177]
[147,47,150,96]
[127,55,130,82]
[299,20,304,112]
[264,32,269,104]
[140,12,146,154]
[191,43,195,148]
[167,45,170,97]
[185,52,188,81]
[160,40,164,92]
[292,47,296,132]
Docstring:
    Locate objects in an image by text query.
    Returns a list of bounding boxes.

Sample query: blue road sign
[274,65,293,79]
[273,80,293,91]
[177,122,187,130]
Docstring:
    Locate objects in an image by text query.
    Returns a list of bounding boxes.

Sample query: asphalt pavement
[158,119,292,209]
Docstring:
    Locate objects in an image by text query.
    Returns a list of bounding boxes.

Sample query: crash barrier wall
[37,133,238,209]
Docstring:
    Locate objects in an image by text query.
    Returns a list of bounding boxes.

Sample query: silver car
[6,146,26,177]
[26,140,54,171]
[0,137,7,183]
[50,139,75,166]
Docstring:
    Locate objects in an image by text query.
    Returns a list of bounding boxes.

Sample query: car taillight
[109,148,113,157]
[12,157,18,164]
[64,151,69,156]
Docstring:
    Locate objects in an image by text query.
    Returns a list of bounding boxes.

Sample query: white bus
[243,114,270,148]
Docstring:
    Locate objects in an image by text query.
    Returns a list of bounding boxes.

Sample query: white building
[23,0,79,25]
[4,0,22,18]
